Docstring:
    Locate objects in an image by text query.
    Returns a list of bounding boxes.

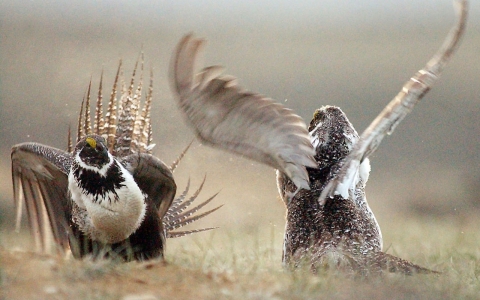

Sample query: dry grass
[1,215,480,300]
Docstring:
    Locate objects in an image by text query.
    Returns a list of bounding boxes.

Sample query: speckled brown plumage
[277,106,434,275]
[275,0,468,275]
[167,0,467,275]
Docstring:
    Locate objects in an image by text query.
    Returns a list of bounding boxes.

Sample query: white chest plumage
[68,152,147,244]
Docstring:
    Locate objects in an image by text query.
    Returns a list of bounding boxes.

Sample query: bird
[11,58,221,261]
[278,106,434,275]
[169,0,467,275]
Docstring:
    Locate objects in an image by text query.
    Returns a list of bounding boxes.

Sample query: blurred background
[1,0,479,251]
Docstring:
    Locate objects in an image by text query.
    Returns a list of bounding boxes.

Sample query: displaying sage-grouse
[169,0,467,275]
[11,59,220,261]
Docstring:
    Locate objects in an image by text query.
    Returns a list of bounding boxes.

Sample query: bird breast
[68,158,146,244]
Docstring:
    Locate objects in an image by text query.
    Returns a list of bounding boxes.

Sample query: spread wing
[11,143,73,254]
[169,33,317,190]
[121,153,176,219]
[319,0,468,204]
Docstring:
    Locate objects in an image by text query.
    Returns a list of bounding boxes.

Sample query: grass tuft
[1,215,480,299]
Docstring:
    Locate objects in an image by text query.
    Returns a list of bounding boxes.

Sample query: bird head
[308,106,359,168]
[75,135,111,169]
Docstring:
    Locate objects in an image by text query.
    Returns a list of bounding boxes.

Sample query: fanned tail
[168,175,207,216]
[166,194,221,231]
[164,176,221,238]
[170,140,194,172]
[71,58,155,157]
[67,57,220,242]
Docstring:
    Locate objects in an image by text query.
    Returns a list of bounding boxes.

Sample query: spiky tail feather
[170,140,194,172]
[164,176,222,238]
[69,59,221,240]
[72,58,156,156]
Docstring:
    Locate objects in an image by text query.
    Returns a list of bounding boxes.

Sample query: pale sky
[1,0,479,228]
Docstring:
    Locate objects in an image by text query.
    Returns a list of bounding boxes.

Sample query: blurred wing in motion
[169,33,317,191]
[319,0,468,204]
[11,143,73,254]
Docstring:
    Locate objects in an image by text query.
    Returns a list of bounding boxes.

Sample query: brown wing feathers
[319,0,468,204]
[170,34,317,191]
